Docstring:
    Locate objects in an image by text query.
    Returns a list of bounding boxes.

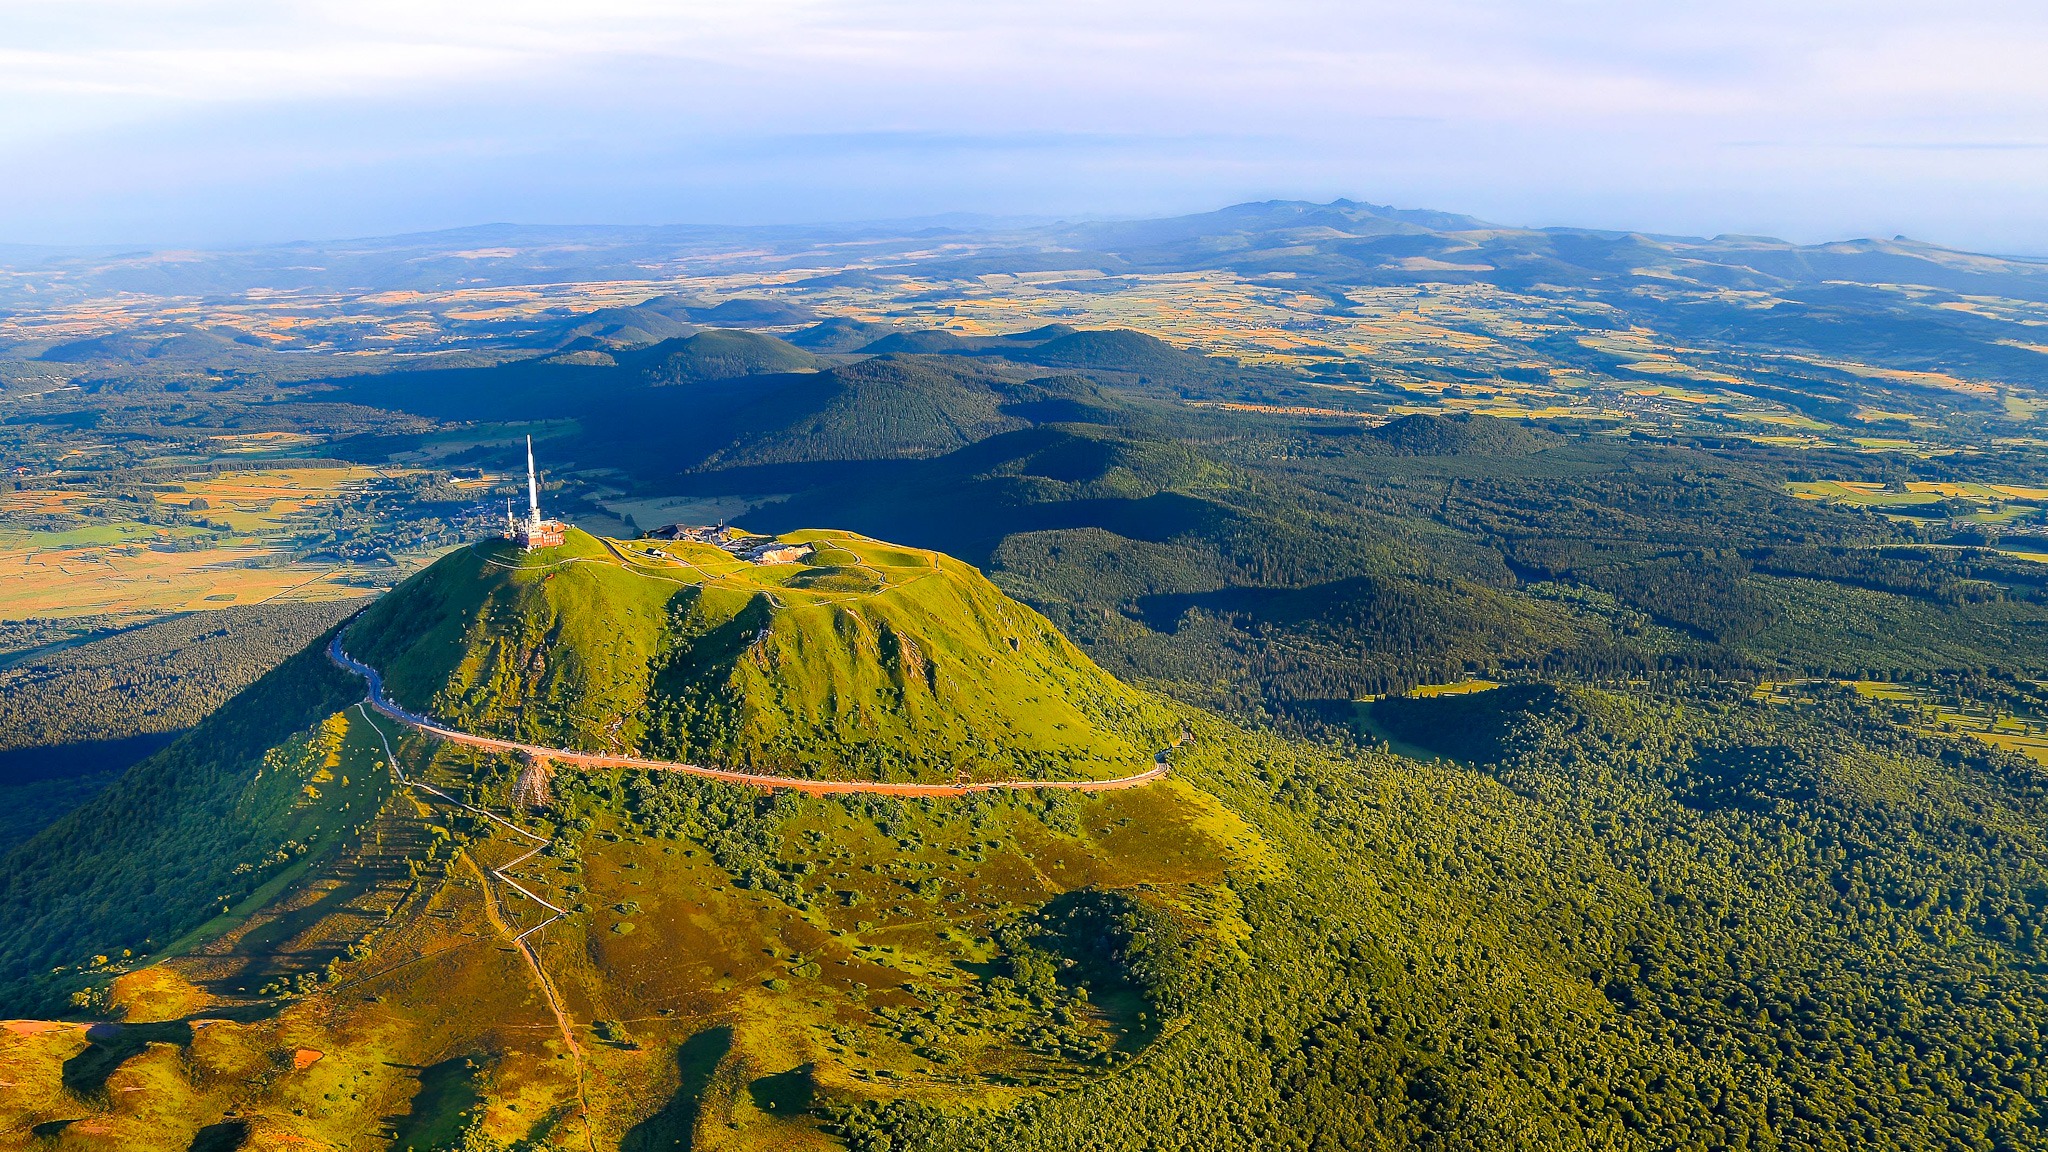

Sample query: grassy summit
[345,526,1176,783]
[0,526,1258,1150]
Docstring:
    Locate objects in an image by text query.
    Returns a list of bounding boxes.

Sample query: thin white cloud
[0,0,2039,126]
[1,0,2046,245]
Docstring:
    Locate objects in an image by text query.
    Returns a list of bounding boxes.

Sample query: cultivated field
[0,465,462,628]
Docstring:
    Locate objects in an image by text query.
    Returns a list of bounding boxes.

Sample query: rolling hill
[0,526,1257,1149]
[6,528,2048,1150]
[344,526,1174,783]
[626,330,822,386]
[15,196,2048,1151]
[322,331,1180,472]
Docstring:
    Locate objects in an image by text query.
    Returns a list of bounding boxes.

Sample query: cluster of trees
[620,770,816,906]
[0,601,357,758]
[0,642,364,1014]
[822,683,2048,1150]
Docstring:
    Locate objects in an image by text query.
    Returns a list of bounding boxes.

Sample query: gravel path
[329,630,1173,796]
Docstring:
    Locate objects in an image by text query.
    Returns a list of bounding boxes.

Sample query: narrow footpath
[353,702,597,1150]
[329,624,1177,1149]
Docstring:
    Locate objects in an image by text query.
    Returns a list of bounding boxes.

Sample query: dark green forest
[12,297,2048,1148]
[0,600,358,851]
[286,323,2048,722]
[826,683,2048,1151]
[0,600,359,758]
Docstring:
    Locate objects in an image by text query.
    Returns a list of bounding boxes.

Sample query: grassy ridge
[348,528,676,751]
[347,528,1176,782]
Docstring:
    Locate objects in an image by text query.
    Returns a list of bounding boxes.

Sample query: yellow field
[1849,680,2048,766]
[1358,678,1499,703]
[1735,411,1832,431]
[1795,357,1999,398]
[155,466,388,519]
[4,237,2038,488]
[1754,680,2048,768]
[1788,481,1939,507]
[1910,480,2048,500]
[1405,679,1500,698]
[207,431,322,454]
[1852,408,1926,426]
[1188,401,1379,419]
[0,543,372,618]
[0,466,441,623]
[1789,478,2048,524]
[0,491,86,514]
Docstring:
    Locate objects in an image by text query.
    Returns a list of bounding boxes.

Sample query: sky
[3,0,2047,252]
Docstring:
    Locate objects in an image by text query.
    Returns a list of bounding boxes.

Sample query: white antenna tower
[525,435,541,527]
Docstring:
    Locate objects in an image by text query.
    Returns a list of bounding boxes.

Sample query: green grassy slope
[0,637,381,1013]
[346,527,1176,781]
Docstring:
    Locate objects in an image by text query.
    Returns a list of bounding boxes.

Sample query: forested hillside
[0,601,359,851]
[282,319,2048,725]
[10,209,2048,1146]
[0,601,359,758]
[831,682,2048,1151]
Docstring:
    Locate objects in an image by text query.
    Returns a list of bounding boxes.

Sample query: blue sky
[3,1,2046,251]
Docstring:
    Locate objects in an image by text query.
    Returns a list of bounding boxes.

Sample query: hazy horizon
[5,197,2047,265]
[4,1,2046,254]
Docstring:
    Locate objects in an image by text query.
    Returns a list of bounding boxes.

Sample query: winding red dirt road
[329,631,1174,796]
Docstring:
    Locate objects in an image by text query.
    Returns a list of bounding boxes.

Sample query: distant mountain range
[4,198,2046,307]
